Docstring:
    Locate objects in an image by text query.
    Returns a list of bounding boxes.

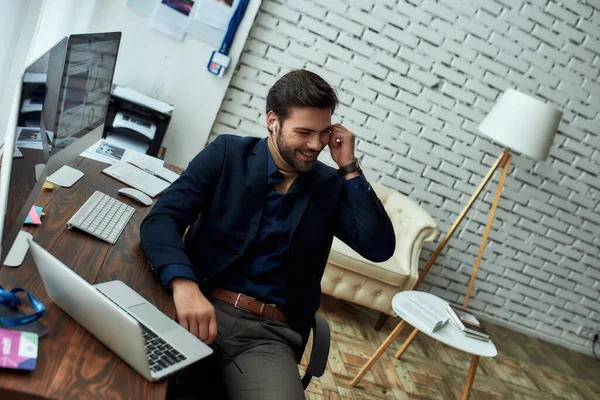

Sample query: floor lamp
[350,88,563,393]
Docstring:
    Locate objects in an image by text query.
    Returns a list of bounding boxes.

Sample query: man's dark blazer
[140,134,395,356]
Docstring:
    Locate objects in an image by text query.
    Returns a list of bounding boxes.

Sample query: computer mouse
[118,188,152,206]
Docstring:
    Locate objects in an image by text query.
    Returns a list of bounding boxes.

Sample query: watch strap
[337,158,361,176]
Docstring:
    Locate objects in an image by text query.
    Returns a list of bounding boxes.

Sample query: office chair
[302,313,331,389]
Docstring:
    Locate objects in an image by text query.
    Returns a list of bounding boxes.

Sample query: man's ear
[266,111,278,133]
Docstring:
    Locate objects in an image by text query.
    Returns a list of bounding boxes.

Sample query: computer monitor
[0,32,121,266]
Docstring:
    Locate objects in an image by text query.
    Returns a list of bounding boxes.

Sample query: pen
[126,161,172,184]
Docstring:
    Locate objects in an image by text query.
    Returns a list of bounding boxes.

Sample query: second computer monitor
[0,32,121,265]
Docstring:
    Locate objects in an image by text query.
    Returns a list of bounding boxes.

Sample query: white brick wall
[212,0,600,356]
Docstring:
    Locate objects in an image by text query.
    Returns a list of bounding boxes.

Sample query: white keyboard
[66,191,135,244]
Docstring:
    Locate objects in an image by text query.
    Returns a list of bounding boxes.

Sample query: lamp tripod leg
[411,149,510,289]
[393,327,419,359]
[350,320,407,387]
[463,153,512,309]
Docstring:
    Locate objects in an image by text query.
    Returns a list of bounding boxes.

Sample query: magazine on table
[446,305,489,340]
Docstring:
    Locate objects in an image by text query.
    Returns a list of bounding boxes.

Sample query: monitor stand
[46,165,84,188]
[4,230,33,267]
[34,164,45,181]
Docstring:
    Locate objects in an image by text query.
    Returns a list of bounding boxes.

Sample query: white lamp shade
[478,88,562,161]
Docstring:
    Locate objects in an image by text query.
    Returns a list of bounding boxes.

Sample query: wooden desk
[0,156,181,400]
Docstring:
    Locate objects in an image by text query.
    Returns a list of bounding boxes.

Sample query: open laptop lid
[27,239,152,379]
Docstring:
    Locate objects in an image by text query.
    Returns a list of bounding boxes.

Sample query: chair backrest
[371,182,436,225]
[370,182,439,272]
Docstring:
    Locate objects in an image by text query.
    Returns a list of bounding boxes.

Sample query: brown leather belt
[209,288,287,323]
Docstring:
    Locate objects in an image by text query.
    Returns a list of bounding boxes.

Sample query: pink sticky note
[27,207,41,225]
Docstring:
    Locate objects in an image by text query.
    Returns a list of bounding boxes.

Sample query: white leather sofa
[321,182,439,328]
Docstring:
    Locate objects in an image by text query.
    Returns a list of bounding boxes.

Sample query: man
[140,70,395,399]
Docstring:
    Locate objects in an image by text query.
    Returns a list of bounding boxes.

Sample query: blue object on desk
[0,285,45,327]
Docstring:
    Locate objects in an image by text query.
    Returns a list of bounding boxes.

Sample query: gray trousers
[167,298,305,400]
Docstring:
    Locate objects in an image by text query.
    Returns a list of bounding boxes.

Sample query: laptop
[28,240,212,381]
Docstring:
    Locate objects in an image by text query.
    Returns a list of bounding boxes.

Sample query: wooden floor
[299,295,600,400]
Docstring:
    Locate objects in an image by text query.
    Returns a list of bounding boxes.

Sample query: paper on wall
[186,20,225,46]
[148,0,196,41]
[192,0,237,30]
[127,0,154,15]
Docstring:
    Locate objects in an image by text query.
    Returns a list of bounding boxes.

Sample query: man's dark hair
[266,70,338,126]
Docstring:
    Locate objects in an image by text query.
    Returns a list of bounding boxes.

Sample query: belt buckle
[234,293,254,313]
[260,303,277,319]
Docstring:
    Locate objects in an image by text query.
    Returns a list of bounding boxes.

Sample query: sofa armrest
[384,192,439,287]
[405,226,440,289]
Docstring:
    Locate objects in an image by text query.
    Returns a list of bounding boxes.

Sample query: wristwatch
[337,158,362,177]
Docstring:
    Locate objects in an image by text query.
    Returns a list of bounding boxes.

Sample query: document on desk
[81,139,163,167]
[103,162,171,198]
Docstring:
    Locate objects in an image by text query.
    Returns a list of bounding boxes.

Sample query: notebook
[126,160,180,183]
[0,328,39,371]
[102,162,171,198]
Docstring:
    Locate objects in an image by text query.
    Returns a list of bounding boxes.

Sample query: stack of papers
[80,139,163,167]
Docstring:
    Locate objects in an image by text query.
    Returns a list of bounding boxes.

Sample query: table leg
[461,355,479,400]
[350,320,407,387]
[393,327,419,359]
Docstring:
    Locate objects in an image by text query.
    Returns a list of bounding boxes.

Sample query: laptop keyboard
[96,288,187,373]
[141,325,186,373]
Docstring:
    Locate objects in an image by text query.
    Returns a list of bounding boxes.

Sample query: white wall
[0,0,42,144]
[88,0,261,168]
[28,0,98,63]
[213,0,600,356]
[0,0,100,145]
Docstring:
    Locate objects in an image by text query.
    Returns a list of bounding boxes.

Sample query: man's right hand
[171,278,217,344]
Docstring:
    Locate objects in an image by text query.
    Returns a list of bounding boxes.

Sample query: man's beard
[276,133,318,173]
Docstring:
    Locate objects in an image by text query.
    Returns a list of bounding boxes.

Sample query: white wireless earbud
[273,121,278,133]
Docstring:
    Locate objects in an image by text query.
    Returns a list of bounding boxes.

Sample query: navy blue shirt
[160,140,370,308]
[222,142,305,307]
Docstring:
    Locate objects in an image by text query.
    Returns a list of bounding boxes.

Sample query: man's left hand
[328,124,356,168]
